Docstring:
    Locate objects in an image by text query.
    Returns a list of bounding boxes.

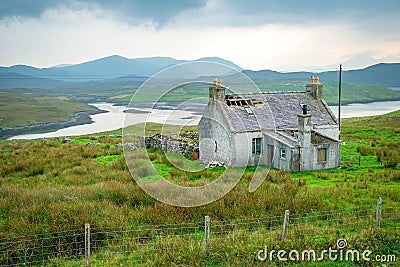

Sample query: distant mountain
[0,55,241,83]
[60,55,177,79]
[0,56,399,90]
[195,57,242,70]
[61,55,241,78]
[0,72,68,89]
[244,63,400,87]
[0,65,72,81]
[340,63,400,87]
[243,69,311,81]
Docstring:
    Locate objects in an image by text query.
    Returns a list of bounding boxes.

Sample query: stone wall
[141,133,199,158]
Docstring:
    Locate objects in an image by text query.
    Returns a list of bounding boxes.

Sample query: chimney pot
[302,104,307,115]
[209,77,226,102]
[306,76,323,100]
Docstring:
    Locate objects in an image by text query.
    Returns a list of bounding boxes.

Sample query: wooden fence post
[204,216,210,253]
[281,210,289,242]
[376,197,382,228]
[85,223,91,267]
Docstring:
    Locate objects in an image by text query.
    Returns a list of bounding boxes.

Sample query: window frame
[317,147,328,162]
[252,137,263,156]
[279,148,286,160]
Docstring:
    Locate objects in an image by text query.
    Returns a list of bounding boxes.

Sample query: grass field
[0,111,399,266]
[0,92,94,128]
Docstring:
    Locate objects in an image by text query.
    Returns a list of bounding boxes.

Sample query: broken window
[226,95,262,107]
[317,148,328,162]
[280,148,286,159]
[252,138,263,155]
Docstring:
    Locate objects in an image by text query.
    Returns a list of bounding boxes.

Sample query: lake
[10,103,200,140]
[10,100,400,140]
[330,100,400,118]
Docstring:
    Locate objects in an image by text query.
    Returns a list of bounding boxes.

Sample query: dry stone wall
[141,133,199,158]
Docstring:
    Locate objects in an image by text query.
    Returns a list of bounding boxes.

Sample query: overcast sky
[0,0,399,71]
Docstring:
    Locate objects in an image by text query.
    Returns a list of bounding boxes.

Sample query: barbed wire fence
[0,197,398,266]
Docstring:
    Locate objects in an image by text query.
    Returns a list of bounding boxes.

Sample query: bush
[357,145,376,156]
[383,158,400,168]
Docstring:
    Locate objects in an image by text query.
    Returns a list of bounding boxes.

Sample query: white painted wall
[314,124,340,140]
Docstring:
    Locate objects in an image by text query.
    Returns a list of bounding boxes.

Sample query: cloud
[1,0,399,38]
[214,0,400,22]
[0,0,207,26]
[91,0,207,25]
[171,0,400,32]
[0,0,399,70]
[0,0,61,19]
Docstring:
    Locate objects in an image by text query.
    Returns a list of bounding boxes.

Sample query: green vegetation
[0,93,94,128]
[0,111,399,266]
[94,154,122,165]
[322,81,400,104]
[251,79,400,104]
[122,79,400,106]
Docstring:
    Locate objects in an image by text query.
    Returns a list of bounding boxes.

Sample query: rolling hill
[1,56,399,87]
[244,63,400,87]
[0,56,399,105]
[0,55,242,83]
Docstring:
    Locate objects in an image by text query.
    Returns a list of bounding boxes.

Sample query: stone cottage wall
[141,133,199,158]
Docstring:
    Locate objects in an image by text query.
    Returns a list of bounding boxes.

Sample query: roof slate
[222,92,338,133]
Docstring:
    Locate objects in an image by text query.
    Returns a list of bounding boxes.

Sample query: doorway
[267,144,274,167]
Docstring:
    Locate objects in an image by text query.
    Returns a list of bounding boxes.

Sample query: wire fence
[0,199,399,266]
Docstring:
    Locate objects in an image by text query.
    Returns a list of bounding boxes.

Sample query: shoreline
[0,108,106,140]
[326,97,400,106]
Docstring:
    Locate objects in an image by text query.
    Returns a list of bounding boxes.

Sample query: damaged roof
[222,91,338,133]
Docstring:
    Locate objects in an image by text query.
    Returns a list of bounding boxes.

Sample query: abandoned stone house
[198,76,341,172]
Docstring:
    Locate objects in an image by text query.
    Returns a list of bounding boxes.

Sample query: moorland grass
[0,93,94,128]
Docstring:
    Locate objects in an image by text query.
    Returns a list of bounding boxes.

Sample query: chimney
[302,104,308,115]
[297,104,312,147]
[209,78,226,102]
[306,75,323,100]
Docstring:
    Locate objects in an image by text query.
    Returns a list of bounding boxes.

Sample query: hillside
[321,63,400,87]
[0,92,94,128]
[0,72,68,88]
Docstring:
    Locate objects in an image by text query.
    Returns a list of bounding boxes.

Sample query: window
[280,148,286,159]
[317,148,328,162]
[252,138,262,155]
[245,107,254,115]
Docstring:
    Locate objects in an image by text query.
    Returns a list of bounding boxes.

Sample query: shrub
[137,164,157,177]
[383,158,400,168]
[357,145,376,156]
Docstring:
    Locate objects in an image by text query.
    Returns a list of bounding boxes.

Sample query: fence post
[281,210,289,242]
[376,197,382,228]
[85,223,91,267]
[204,216,210,253]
